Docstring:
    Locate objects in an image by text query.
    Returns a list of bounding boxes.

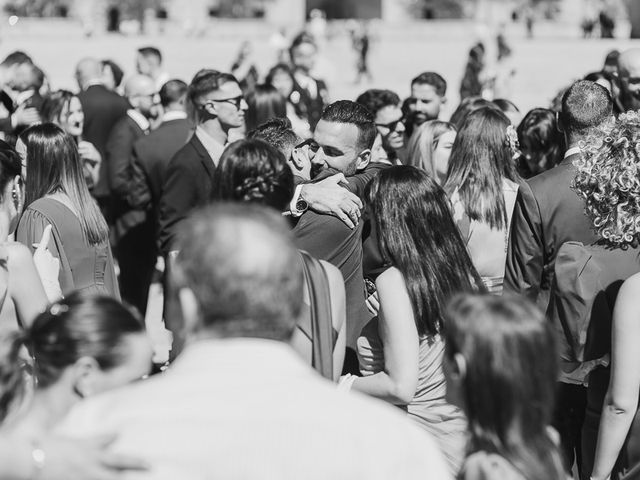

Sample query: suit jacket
[105,115,148,241]
[78,84,130,198]
[158,135,215,255]
[132,118,192,223]
[504,153,600,306]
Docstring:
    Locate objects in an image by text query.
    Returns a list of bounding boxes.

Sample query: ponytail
[0,330,30,422]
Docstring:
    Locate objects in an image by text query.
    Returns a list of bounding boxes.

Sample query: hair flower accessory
[505,124,519,156]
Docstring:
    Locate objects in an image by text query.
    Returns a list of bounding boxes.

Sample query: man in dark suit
[132,79,191,235]
[292,101,376,361]
[504,80,613,478]
[158,70,247,257]
[106,74,160,315]
[76,57,130,202]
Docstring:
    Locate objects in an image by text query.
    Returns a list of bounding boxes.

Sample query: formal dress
[78,83,130,200]
[358,319,467,474]
[58,339,452,480]
[450,179,519,294]
[16,197,119,298]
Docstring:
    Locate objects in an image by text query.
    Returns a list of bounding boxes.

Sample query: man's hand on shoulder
[300,174,363,229]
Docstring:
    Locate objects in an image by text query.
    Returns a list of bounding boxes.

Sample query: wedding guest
[356,89,405,165]
[245,83,287,132]
[444,294,566,480]
[266,63,312,138]
[16,124,119,298]
[40,90,102,189]
[0,292,152,431]
[59,204,453,480]
[348,166,483,473]
[406,120,456,185]
[516,108,564,178]
[404,72,447,137]
[444,107,520,294]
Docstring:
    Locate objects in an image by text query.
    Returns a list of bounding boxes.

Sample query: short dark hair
[320,100,376,151]
[248,117,299,156]
[411,72,447,96]
[355,89,401,118]
[187,69,239,123]
[174,203,303,340]
[560,80,612,138]
[101,59,124,87]
[137,46,162,63]
[159,79,188,107]
[1,50,32,67]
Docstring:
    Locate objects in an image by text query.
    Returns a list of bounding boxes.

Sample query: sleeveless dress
[16,197,119,299]
[450,179,519,294]
[358,318,467,473]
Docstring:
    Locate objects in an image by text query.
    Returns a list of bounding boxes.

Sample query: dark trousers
[116,222,156,316]
[553,382,588,479]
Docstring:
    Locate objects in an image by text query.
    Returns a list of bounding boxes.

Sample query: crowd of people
[0,28,637,480]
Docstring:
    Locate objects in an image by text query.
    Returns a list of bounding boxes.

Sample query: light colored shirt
[58,338,451,480]
[161,110,187,123]
[564,146,581,159]
[127,109,150,132]
[195,126,225,166]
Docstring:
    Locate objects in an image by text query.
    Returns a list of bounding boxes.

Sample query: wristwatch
[295,198,309,213]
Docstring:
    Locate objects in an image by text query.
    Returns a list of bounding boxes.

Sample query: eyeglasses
[375,119,404,131]
[203,96,245,110]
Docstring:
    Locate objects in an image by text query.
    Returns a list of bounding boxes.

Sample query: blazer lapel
[191,134,216,179]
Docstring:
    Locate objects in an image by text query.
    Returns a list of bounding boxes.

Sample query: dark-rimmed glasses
[375,119,404,131]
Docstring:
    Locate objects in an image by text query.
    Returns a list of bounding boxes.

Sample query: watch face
[296,200,308,212]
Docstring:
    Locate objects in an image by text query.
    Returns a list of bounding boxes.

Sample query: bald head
[124,74,155,97]
[124,75,158,118]
[618,49,640,110]
[174,204,303,340]
[75,57,102,90]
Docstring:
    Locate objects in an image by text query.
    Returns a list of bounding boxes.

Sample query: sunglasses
[375,119,404,131]
[203,96,245,110]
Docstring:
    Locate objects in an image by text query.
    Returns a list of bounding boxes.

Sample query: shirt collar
[83,79,104,89]
[195,125,225,165]
[162,110,188,123]
[127,109,150,132]
[15,90,34,105]
[564,146,582,159]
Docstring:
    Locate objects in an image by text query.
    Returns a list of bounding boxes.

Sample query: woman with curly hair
[552,111,640,479]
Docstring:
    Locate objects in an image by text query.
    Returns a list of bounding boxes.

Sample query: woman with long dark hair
[444,106,520,294]
[347,166,484,473]
[15,123,119,298]
[265,63,312,138]
[443,294,565,480]
[40,90,101,189]
[244,83,287,133]
[516,108,564,178]
[0,292,152,434]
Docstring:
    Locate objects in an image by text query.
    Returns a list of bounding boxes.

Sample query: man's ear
[290,147,305,171]
[556,111,564,133]
[356,149,371,171]
[441,95,447,105]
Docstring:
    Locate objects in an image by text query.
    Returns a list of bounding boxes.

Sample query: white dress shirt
[58,338,452,480]
[195,126,225,166]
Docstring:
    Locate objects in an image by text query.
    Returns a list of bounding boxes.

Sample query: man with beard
[356,89,405,165]
[403,72,447,138]
[106,74,161,315]
[293,101,376,362]
[618,49,640,111]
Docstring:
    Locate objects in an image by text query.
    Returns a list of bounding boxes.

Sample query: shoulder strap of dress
[299,250,334,380]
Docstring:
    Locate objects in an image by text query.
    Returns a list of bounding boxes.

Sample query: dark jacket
[158,135,215,255]
[105,114,148,241]
[132,117,192,233]
[504,153,600,307]
[78,84,130,198]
